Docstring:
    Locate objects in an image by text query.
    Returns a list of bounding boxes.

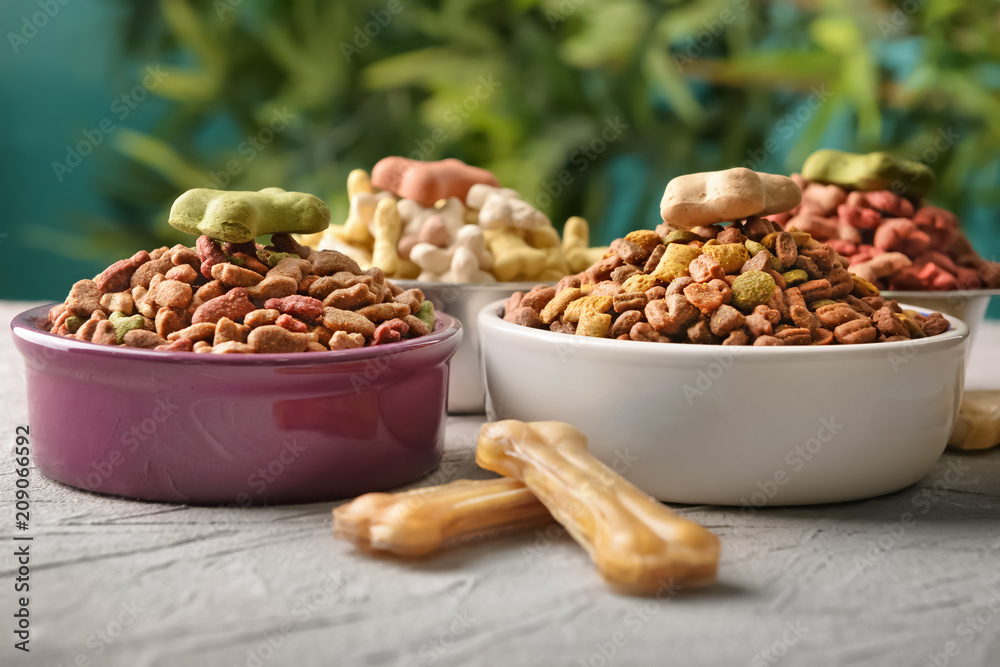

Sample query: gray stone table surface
[1,301,999,667]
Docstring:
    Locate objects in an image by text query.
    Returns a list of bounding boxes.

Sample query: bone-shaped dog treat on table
[333,478,550,557]
[477,420,720,593]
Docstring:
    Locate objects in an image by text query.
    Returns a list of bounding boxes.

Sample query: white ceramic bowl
[882,289,997,351]
[395,280,546,414]
[479,300,969,506]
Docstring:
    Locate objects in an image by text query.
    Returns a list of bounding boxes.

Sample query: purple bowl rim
[12,303,462,366]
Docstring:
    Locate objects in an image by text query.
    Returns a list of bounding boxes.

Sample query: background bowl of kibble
[394,279,551,413]
[11,305,462,504]
[479,300,968,506]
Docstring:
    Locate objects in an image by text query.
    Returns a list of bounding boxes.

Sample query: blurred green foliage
[65,0,1000,259]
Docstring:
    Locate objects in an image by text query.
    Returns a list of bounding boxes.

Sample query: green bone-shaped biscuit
[168,187,330,243]
[801,149,935,198]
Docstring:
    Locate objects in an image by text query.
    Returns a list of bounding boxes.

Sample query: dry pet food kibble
[44,189,436,354]
[770,149,1000,291]
[503,169,952,346]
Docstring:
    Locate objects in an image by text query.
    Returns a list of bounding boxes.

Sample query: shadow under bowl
[11,304,462,505]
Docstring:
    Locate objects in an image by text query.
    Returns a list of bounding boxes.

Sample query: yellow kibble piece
[540,287,583,324]
[576,310,612,337]
[702,243,750,274]
[563,295,613,323]
[622,274,656,294]
[624,229,662,253]
[651,258,690,283]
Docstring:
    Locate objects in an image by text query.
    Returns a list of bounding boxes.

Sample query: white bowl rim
[479,298,969,359]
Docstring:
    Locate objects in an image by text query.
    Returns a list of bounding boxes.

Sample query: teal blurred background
[1,0,998,315]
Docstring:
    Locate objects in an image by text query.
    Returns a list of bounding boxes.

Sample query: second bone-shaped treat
[476,420,720,593]
[333,478,550,557]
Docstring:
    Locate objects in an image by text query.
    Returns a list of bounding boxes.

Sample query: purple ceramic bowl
[12,305,462,505]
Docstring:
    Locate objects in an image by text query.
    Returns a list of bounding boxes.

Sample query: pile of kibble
[46,233,435,353]
[503,218,950,346]
[770,177,1000,292]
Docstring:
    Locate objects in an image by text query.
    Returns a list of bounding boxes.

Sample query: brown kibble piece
[130,259,173,289]
[245,309,281,328]
[123,329,166,348]
[505,306,543,328]
[922,312,950,336]
[248,325,313,353]
[211,341,255,354]
[212,262,264,287]
[753,335,784,346]
[872,306,909,338]
[247,275,299,304]
[611,310,642,338]
[151,279,193,309]
[95,250,151,293]
[214,317,250,345]
[709,304,745,337]
[323,283,379,310]
[191,287,257,325]
[67,280,103,318]
[168,322,217,342]
[322,308,377,337]
[357,302,412,324]
[834,318,877,344]
[164,264,199,284]
[775,327,812,345]
[155,307,186,338]
[91,320,118,346]
[329,331,366,350]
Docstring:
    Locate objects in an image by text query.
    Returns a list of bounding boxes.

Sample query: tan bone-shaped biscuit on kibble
[660,168,801,229]
[476,420,720,593]
[333,478,551,557]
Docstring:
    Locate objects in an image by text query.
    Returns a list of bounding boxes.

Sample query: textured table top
[2,301,999,667]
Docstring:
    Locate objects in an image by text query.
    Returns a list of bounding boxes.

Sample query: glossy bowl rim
[479,298,969,360]
[12,303,462,366]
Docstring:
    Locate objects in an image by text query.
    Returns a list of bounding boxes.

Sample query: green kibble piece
[416,300,435,329]
[745,240,767,256]
[731,271,776,313]
[261,250,297,268]
[783,269,809,286]
[109,311,144,344]
[663,230,703,245]
[64,316,84,333]
[228,254,246,267]
[809,299,838,311]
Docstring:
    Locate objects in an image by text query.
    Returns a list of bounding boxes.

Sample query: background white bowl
[479,300,969,506]
[395,280,544,413]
